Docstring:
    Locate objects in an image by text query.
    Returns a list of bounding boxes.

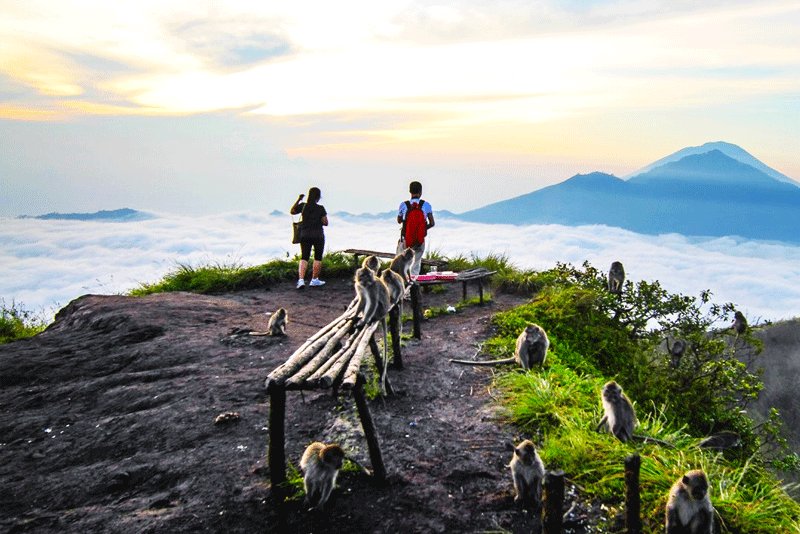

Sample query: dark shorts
[300,237,325,261]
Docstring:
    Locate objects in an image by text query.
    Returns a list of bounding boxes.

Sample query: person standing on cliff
[396,180,435,277]
[290,187,328,289]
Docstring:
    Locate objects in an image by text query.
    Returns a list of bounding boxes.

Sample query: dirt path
[0,277,581,533]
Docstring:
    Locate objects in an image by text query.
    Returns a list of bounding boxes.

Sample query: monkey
[668,338,686,369]
[389,247,415,284]
[267,307,288,336]
[450,324,548,370]
[594,381,676,447]
[362,254,381,274]
[508,439,545,510]
[353,267,391,328]
[732,311,747,335]
[353,267,393,394]
[299,441,346,511]
[608,261,625,294]
[665,469,714,534]
[381,269,406,309]
[698,431,741,451]
[596,380,636,442]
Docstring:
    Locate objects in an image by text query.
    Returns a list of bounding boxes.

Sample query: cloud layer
[2,213,798,324]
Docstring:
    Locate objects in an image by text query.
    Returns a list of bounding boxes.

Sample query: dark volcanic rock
[1,283,597,533]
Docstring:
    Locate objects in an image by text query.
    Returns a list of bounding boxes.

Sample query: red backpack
[403,200,427,247]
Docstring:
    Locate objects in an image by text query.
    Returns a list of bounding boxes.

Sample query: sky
[2,213,799,324]
[1,1,799,216]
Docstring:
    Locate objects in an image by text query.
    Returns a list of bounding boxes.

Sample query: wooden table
[409,268,496,338]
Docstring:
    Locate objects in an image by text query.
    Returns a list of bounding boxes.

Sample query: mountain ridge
[458,143,800,243]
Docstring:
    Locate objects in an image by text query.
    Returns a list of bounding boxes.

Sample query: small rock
[214,412,240,425]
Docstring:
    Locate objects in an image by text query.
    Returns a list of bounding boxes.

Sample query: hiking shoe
[296,279,305,289]
[309,278,326,287]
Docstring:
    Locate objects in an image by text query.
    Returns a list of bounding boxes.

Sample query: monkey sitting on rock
[450,324,549,370]
[665,469,714,533]
[300,441,346,511]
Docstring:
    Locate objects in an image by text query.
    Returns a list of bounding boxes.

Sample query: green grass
[0,299,48,344]
[484,263,800,532]
[130,252,356,295]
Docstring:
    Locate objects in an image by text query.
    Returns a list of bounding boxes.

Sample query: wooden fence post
[625,454,641,534]
[543,469,565,533]
[411,284,421,339]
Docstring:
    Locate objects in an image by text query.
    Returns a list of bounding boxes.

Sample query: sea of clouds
[2,212,799,324]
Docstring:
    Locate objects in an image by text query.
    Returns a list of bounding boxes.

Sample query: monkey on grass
[596,381,674,447]
[450,324,548,370]
[665,469,714,534]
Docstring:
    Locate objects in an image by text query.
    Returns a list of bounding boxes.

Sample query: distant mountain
[458,146,800,243]
[19,208,155,222]
[627,141,798,186]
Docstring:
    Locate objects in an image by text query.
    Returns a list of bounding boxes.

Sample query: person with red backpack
[396,180,435,277]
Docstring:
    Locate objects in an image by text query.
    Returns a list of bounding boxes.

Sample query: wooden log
[625,454,642,534]
[267,384,287,507]
[285,319,355,386]
[341,322,380,389]
[307,331,361,387]
[353,373,387,483]
[411,283,421,339]
[388,306,403,370]
[319,324,377,388]
[543,469,565,533]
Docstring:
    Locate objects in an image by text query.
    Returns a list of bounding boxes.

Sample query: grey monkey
[353,267,390,328]
[665,469,714,534]
[362,255,381,274]
[267,307,288,336]
[596,380,636,442]
[300,442,346,511]
[450,324,548,370]
[508,439,545,510]
[389,247,415,284]
[608,261,625,294]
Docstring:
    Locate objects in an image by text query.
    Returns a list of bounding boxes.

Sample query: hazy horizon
[2,212,798,325]
[2,2,799,217]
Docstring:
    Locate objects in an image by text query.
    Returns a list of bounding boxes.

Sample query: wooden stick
[388,306,403,370]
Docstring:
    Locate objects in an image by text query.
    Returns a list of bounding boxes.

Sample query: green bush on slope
[487,261,799,532]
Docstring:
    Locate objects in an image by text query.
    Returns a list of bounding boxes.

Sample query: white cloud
[1,214,798,324]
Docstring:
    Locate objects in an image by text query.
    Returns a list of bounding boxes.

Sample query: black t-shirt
[297,202,327,240]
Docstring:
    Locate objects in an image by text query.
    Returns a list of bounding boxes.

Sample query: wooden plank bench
[264,295,403,512]
[342,248,449,271]
[409,268,496,338]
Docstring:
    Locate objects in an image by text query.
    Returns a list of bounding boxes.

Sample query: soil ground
[0,276,599,533]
